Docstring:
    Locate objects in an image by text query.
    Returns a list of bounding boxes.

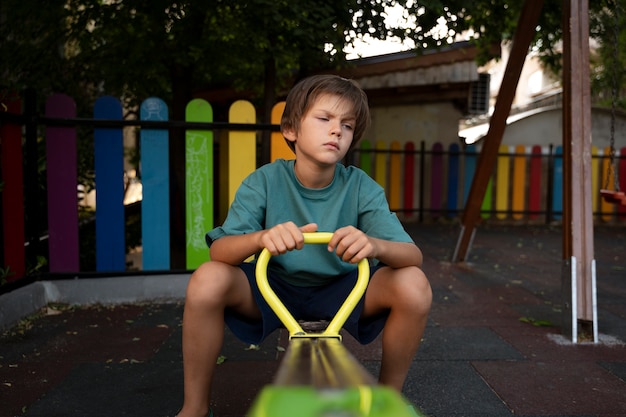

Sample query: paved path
[1,224,625,417]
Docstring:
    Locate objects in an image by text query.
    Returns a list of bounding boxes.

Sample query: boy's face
[283,94,356,166]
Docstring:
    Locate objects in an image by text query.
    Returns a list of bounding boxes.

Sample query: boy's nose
[329,122,342,137]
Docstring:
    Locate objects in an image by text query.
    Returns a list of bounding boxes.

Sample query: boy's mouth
[324,142,340,150]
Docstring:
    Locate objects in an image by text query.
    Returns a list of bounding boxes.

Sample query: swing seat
[600,189,626,205]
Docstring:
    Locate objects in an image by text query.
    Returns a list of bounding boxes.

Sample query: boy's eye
[342,123,353,130]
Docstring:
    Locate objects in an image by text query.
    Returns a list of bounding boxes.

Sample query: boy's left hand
[328,226,375,264]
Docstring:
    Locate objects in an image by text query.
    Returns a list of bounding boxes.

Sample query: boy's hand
[260,222,318,256]
[328,226,375,264]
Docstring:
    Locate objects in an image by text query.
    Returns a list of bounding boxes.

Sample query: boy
[175,74,432,417]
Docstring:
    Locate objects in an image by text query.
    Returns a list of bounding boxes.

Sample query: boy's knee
[186,261,232,303]
[396,266,432,311]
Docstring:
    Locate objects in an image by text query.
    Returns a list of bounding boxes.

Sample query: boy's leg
[177,261,262,417]
[362,265,432,391]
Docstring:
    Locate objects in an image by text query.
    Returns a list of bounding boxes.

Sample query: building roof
[337,41,486,110]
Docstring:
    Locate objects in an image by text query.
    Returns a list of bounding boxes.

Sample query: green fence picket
[185,99,214,268]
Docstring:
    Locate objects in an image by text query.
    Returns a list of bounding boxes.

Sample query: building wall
[365,101,463,147]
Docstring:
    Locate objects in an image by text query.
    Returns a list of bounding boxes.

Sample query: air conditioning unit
[468,73,490,115]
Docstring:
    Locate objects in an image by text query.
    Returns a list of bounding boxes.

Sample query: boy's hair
[280,74,371,153]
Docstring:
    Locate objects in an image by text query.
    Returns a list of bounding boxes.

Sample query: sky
[345,36,415,59]
[344,4,416,60]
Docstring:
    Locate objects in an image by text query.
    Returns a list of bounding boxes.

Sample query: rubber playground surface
[1,223,625,417]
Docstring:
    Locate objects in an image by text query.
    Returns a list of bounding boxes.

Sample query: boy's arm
[368,238,423,268]
[328,226,422,268]
[209,230,266,265]
[210,222,318,265]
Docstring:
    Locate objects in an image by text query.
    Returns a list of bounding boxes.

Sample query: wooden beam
[452,0,544,262]
[562,0,597,342]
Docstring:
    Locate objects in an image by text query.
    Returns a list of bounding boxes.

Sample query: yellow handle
[255,232,370,339]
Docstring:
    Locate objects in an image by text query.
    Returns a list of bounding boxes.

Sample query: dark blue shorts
[224,262,389,345]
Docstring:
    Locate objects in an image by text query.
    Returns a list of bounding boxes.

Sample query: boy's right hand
[260,222,318,256]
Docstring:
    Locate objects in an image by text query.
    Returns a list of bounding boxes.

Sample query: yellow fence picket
[224,100,256,218]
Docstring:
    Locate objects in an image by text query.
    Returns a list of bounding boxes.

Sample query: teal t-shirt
[206,159,413,286]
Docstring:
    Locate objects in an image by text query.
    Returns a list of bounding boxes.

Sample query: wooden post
[562,0,597,343]
[452,0,544,262]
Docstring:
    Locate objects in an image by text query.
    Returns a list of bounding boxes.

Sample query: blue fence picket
[140,97,170,270]
[463,144,477,204]
[447,143,460,217]
[94,96,126,271]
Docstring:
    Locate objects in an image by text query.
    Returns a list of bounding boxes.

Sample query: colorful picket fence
[355,141,626,222]
[2,94,626,281]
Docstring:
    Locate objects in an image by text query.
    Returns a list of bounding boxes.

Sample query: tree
[1,0,422,120]
[4,0,625,117]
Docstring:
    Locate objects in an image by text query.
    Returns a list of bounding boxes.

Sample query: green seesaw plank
[248,385,424,417]
[185,98,214,268]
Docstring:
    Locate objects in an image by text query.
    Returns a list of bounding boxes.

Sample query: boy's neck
[293,160,335,189]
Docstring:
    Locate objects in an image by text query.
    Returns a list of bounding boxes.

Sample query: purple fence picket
[1,96,26,280]
[403,142,415,217]
[45,94,80,272]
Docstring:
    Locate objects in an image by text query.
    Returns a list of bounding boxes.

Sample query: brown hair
[280,75,371,153]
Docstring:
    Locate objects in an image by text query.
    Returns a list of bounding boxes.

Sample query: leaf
[519,317,554,327]
[245,344,260,351]
[216,355,226,365]
[45,307,62,316]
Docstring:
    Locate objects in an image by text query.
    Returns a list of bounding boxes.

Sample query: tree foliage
[2,0,423,118]
[1,0,624,117]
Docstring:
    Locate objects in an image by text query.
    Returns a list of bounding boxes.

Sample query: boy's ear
[282,127,297,143]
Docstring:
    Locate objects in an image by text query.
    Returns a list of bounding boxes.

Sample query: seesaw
[247,232,426,417]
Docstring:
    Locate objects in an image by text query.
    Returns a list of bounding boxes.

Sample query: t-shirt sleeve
[205,172,267,247]
[357,175,414,244]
